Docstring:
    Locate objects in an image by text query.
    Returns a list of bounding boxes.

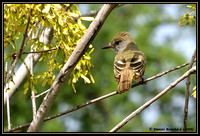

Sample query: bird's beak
[102,43,112,49]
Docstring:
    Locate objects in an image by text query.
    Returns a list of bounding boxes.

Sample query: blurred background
[4,4,196,132]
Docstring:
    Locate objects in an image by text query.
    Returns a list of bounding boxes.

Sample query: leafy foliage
[178,4,196,27]
[4,4,95,93]
[191,86,196,98]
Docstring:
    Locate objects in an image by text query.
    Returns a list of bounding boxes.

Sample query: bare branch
[131,61,194,88]
[183,48,196,132]
[110,66,196,132]
[73,4,123,21]
[30,45,37,120]
[5,62,11,131]
[35,89,50,99]
[80,8,101,17]
[27,4,119,132]
[22,47,57,54]
[80,4,123,18]
[6,61,192,132]
[6,91,11,131]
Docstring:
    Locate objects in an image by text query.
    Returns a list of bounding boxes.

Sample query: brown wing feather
[114,50,146,93]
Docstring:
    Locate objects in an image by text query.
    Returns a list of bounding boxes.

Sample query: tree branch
[109,66,196,132]
[22,47,57,54]
[30,45,37,121]
[183,48,196,132]
[27,4,119,132]
[6,61,192,132]
[5,62,11,131]
[73,4,123,21]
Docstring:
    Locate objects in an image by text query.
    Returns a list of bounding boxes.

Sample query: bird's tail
[118,68,133,93]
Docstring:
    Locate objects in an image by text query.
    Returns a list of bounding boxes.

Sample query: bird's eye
[114,40,121,45]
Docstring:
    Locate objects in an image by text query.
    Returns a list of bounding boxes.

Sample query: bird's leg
[141,77,146,84]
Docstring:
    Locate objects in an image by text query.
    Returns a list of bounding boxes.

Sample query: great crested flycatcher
[102,32,146,93]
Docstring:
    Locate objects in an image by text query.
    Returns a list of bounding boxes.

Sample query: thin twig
[30,45,37,120]
[6,61,192,132]
[6,62,11,131]
[183,49,196,132]
[7,90,11,131]
[110,66,196,132]
[22,47,57,54]
[80,4,123,18]
[35,89,50,99]
[31,91,37,120]
[131,61,194,88]
[73,4,123,21]
[4,9,32,88]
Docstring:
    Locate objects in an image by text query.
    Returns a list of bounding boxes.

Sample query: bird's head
[102,32,137,53]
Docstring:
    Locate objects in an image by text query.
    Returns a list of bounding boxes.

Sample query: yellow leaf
[24,88,29,94]
[52,4,62,11]
[89,44,93,48]
[25,4,34,9]
[63,4,70,7]
[191,90,196,98]
[81,74,91,84]
[187,5,192,8]
[63,28,68,35]
[44,45,49,50]
[76,64,81,70]
[35,4,42,11]
[89,73,95,83]
[193,86,196,91]
[191,86,196,98]
[80,17,94,21]
[84,56,91,60]
[72,83,76,93]
[88,47,94,54]
[72,78,77,83]
[68,12,79,17]
[42,5,51,13]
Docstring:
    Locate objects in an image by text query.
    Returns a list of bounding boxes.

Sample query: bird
[102,32,146,93]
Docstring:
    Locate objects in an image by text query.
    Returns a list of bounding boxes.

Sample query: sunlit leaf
[71,83,77,93]
[89,72,95,83]
[84,56,91,61]
[80,17,94,21]
[42,78,48,87]
[52,4,62,11]
[81,74,91,84]
[191,86,196,98]
[24,87,29,94]
[42,4,51,13]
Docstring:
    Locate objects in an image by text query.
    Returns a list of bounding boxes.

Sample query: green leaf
[31,86,38,94]
[71,83,77,93]
[24,87,29,94]
[42,78,48,87]
[89,72,95,83]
